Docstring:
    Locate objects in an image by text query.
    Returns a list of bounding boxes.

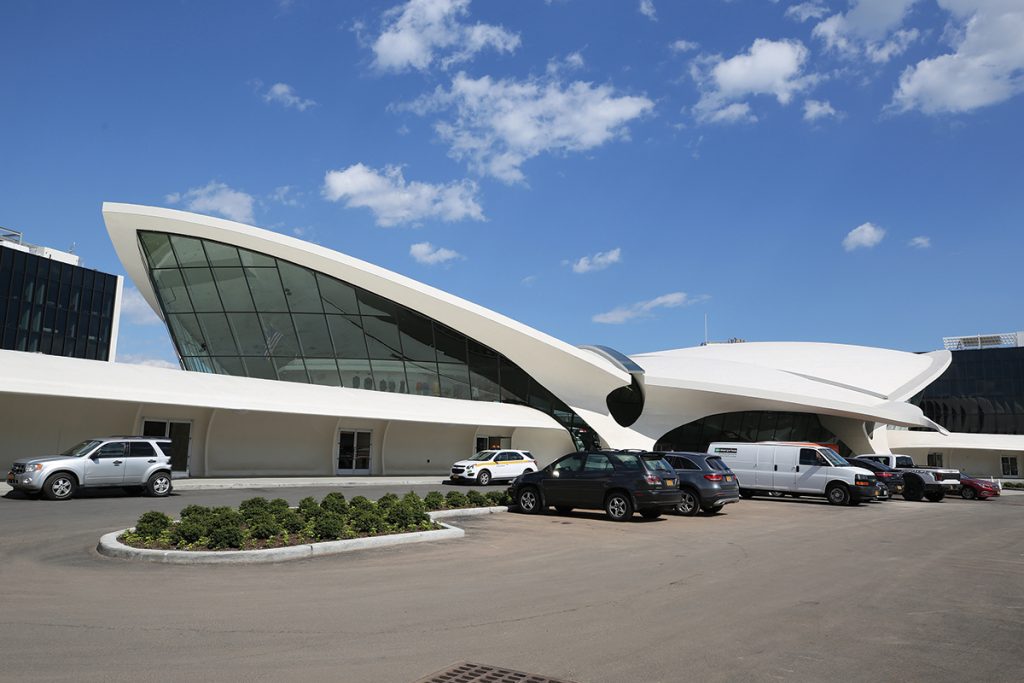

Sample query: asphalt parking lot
[2,486,1022,683]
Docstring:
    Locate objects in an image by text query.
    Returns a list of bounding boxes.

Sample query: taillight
[877,472,892,478]
[644,473,660,485]
[703,473,723,482]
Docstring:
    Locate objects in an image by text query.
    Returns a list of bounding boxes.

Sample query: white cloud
[865,28,919,63]
[547,51,585,75]
[322,163,484,227]
[371,0,520,73]
[786,2,829,22]
[116,354,179,370]
[403,72,653,183]
[270,185,301,206]
[121,287,161,326]
[842,222,886,251]
[891,1,1024,114]
[670,39,699,53]
[571,247,622,273]
[263,82,316,111]
[165,181,255,223]
[803,99,839,121]
[908,235,931,248]
[639,0,657,21]
[410,241,463,264]
[593,292,707,324]
[812,0,920,62]
[692,39,816,123]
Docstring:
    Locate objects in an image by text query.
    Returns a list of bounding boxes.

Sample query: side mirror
[551,470,560,478]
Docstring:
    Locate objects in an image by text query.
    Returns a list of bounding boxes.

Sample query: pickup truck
[857,454,960,502]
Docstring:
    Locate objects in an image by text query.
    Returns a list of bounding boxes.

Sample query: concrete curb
[95,506,507,564]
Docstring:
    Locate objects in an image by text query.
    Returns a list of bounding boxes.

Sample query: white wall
[511,427,575,467]
[205,410,338,476]
[135,403,213,475]
[893,446,1021,479]
[382,421,478,475]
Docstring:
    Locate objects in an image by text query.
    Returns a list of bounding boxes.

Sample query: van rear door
[771,446,797,491]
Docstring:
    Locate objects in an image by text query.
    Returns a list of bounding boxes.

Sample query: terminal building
[0,204,1021,479]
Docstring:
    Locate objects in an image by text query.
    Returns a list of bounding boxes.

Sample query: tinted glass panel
[292,313,334,357]
[326,315,369,359]
[213,268,255,311]
[129,442,156,458]
[260,313,300,357]
[278,261,323,313]
[181,268,222,312]
[140,232,178,268]
[246,267,288,311]
[306,358,342,386]
[169,235,208,267]
[317,274,359,314]
[397,309,436,362]
[167,313,207,356]
[362,315,403,360]
[152,269,192,313]
[226,313,267,355]
[203,241,242,267]
[196,313,238,356]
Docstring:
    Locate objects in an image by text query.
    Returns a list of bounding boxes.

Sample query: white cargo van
[706,442,881,506]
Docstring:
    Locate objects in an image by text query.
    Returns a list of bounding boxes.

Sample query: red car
[960,474,1001,500]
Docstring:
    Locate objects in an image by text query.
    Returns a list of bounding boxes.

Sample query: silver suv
[6,437,174,501]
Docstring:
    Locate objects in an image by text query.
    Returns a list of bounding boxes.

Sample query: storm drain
[412,661,579,683]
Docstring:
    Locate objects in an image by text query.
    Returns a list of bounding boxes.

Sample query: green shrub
[320,491,350,516]
[349,503,385,534]
[173,517,207,544]
[208,522,243,549]
[349,495,375,512]
[376,493,400,511]
[211,507,243,527]
[269,498,291,514]
[298,496,321,520]
[485,490,511,506]
[313,511,347,540]
[179,504,212,521]
[466,491,489,508]
[385,495,429,530]
[445,491,468,509]
[277,508,305,533]
[401,492,425,513]
[1004,482,1023,490]
[247,511,282,540]
[239,497,272,522]
[423,491,446,511]
[134,511,172,540]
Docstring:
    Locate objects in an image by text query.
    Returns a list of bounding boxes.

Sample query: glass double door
[337,430,371,475]
[142,419,192,472]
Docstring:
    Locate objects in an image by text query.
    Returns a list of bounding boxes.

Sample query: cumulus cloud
[639,0,657,21]
[269,185,301,206]
[803,99,839,121]
[166,181,255,223]
[571,248,622,273]
[691,39,817,123]
[116,354,179,370]
[402,72,653,183]
[813,0,920,62]
[410,241,463,264]
[670,39,699,53]
[786,2,829,22]
[371,0,520,72]
[891,0,1024,114]
[262,82,316,111]
[908,235,931,248]
[322,163,484,227]
[547,51,585,75]
[593,292,707,324]
[121,287,161,326]
[842,222,886,251]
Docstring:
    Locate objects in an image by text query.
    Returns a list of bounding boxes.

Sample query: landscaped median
[98,490,511,564]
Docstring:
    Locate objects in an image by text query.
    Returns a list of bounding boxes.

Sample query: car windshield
[61,440,102,457]
[470,451,496,461]
[895,456,916,468]
[820,448,849,466]
[641,455,674,473]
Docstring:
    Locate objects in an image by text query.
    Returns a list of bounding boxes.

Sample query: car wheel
[477,470,492,486]
[517,487,543,514]
[523,469,534,474]
[924,490,945,502]
[605,492,633,522]
[675,489,701,517]
[555,506,573,513]
[826,483,850,506]
[640,510,662,519]
[902,477,924,502]
[739,489,754,499]
[702,506,721,515]
[42,473,77,501]
[146,472,172,497]
[961,487,977,500]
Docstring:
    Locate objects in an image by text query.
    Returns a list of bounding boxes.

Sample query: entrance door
[337,430,371,475]
[142,419,192,472]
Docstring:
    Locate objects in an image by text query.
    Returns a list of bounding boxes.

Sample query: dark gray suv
[661,452,740,516]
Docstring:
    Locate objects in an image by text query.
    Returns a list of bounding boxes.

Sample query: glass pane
[528,382,553,414]
[369,359,406,393]
[212,267,255,311]
[183,356,215,372]
[317,274,359,314]
[181,268,222,312]
[239,248,275,267]
[243,357,278,380]
[292,313,334,357]
[246,267,288,311]
[405,359,439,396]
[337,359,375,389]
[278,261,323,313]
[195,312,239,356]
[327,315,369,359]
[203,241,242,267]
[355,289,396,317]
[439,362,471,400]
[167,313,207,356]
[273,357,309,383]
[434,325,468,364]
[169,235,209,267]
[226,313,267,355]
[500,357,529,404]
[210,356,245,376]
[259,313,300,357]
[140,233,178,268]
[468,341,500,401]
[362,315,403,360]
[397,309,436,362]
[306,358,342,386]
[152,269,192,313]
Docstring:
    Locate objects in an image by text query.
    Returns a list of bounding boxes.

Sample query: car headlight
[25,463,43,472]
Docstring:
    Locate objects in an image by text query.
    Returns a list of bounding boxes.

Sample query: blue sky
[2,0,1021,367]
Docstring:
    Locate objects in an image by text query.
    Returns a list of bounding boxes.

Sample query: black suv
[846,456,905,498]
[508,450,682,521]
[661,452,740,516]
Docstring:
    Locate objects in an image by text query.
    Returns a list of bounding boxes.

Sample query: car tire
[702,506,721,515]
[961,487,977,500]
[640,510,662,519]
[605,492,633,522]
[554,506,573,514]
[902,477,924,502]
[675,489,701,517]
[924,490,945,503]
[523,469,534,474]
[146,472,172,497]
[42,473,77,501]
[477,470,492,486]
[739,489,754,499]
[517,487,543,514]
[826,482,850,506]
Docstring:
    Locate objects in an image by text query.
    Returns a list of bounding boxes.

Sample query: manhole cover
[412,661,579,683]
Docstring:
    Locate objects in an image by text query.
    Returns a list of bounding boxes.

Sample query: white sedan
[450,450,537,486]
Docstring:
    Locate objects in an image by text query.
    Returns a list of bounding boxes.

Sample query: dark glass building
[138,231,598,449]
[0,243,120,361]
[913,346,1024,435]
[654,410,848,455]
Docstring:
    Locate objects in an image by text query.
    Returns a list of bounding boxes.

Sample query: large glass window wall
[654,411,849,455]
[139,231,593,441]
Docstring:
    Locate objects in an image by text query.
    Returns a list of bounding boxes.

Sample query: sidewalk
[2,476,453,495]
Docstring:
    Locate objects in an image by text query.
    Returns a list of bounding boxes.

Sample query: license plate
[725,475,733,482]
[664,479,675,487]
[6,473,13,484]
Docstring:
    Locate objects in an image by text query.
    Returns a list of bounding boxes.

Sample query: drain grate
[412,661,579,683]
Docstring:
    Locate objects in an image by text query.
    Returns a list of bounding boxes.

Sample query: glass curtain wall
[654,411,849,455]
[0,246,118,360]
[139,231,593,440]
